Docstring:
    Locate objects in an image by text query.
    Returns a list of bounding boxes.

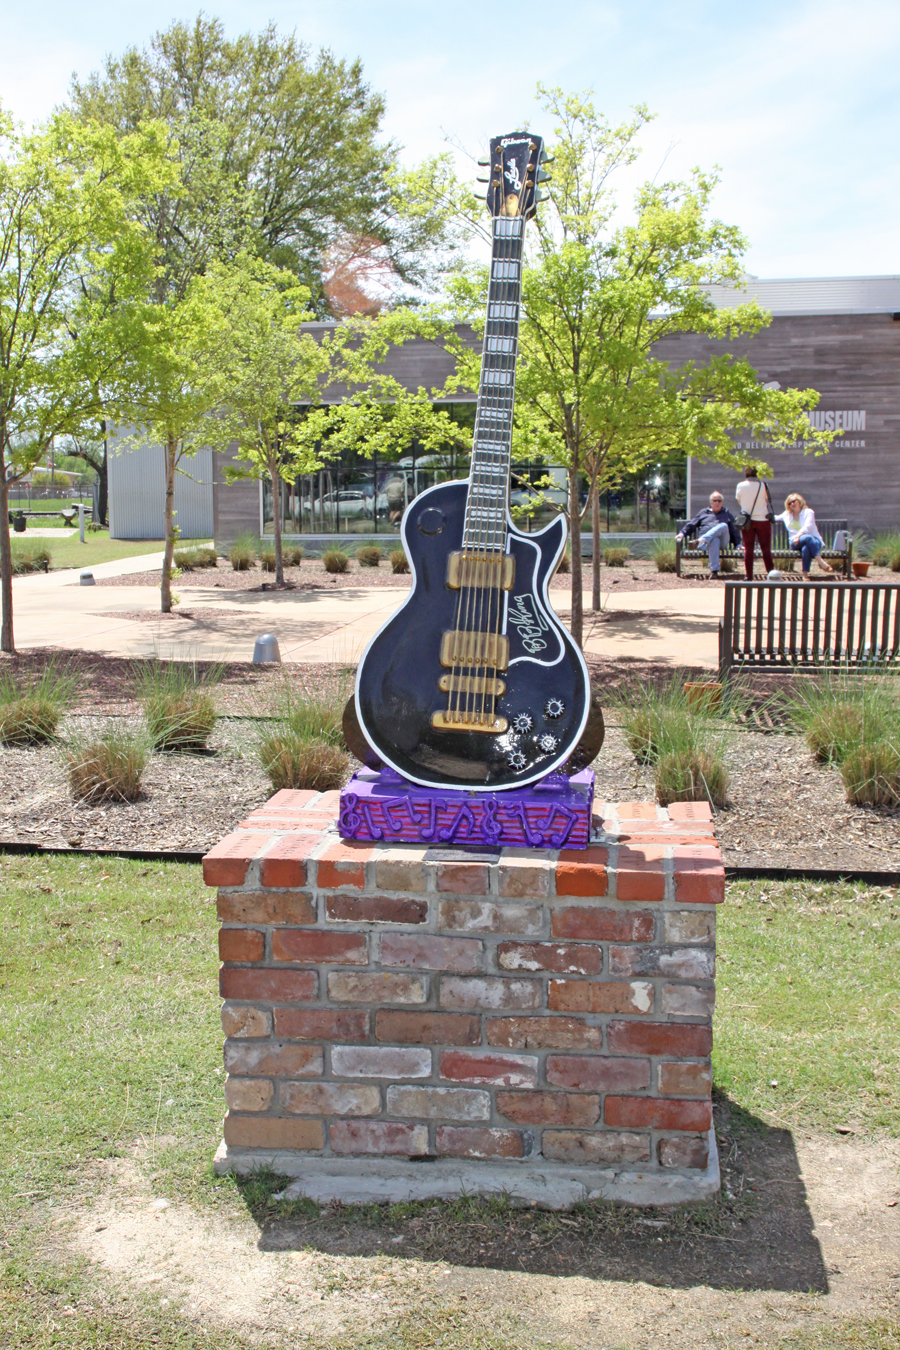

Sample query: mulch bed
[0,650,897,870]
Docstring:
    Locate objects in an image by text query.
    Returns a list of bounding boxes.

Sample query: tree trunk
[160,438,177,613]
[99,423,109,527]
[591,486,601,612]
[0,476,15,654]
[568,464,583,649]
[272,464,284,585]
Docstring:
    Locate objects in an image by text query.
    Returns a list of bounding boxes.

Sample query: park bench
[719,580,900,677]
[675,518,852,577]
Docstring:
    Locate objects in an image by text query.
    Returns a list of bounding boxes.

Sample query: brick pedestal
[204,791,723,1208]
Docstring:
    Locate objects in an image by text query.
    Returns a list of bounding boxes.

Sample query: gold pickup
[432,710,509,734]
[440,630,509,669]
[438,673,506,696]
[446,551,515,590]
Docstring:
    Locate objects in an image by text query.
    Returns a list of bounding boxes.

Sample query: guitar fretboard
[462,216,524,553]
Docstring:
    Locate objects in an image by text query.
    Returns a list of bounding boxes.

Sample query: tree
[196,256,334,584]
[0,109,170,651]
[444,88,831,646]
[66,15,433,307]
[59,430,109,525]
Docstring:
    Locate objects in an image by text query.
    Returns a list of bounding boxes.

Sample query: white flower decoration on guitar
[538,733,559,754]
[507,750,527,770]
[544,698,565,719]
[512,713,534,733]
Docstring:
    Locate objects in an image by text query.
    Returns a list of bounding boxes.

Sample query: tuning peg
[472,192,486,203]
[476,175,491,183]
[537,169,552,182]
[534,189,548,202]
[477,158,491,167]
[540,152,555,164]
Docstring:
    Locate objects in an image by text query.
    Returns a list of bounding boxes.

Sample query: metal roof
[704,275,900,316]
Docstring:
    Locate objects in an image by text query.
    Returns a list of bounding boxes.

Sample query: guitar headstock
[476,133,551,219]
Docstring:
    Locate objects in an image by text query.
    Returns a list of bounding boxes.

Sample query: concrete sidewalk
[9,560,721,667]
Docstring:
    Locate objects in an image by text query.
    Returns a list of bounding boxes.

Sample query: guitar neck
[463,215,525,553]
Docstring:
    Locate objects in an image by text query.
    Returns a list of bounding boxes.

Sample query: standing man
[676,492,740,576]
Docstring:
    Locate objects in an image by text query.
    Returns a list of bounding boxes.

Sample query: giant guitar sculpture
[354,132,593,791]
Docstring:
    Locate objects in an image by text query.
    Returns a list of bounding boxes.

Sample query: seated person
[676,492,741,575]
[776,493,833,581]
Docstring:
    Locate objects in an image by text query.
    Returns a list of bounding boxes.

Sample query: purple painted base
[338,768,595,850]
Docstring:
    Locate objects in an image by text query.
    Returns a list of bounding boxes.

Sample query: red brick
[616,803,659,820]
[607,1020,712,1057]
[438,899,543,935]
[217,890,315,925]
[435,862,491,894]
[224,1077,273,1112]
[436,1127,524,1159]
[439,1049,538,1089]
[218,928,264,963]
[616,846,666,903]
[325,894,428,925]
[386,1085,490,1120]
[261,789,321,812]
[486,1017,603,1052]
[496,1090,600,1127]
[238,814,332,832]
[316,789,343,815]
[673,846,725,905]
[497,942,603,975]
[328,971,427,1004]
[662,983,715,1017]
[221,1005,272,1039]
[555,847,609,897]
[258,834,321,888]
[497,857,552,899]
[542,1130,649,1164]
[381,934,482,972]
[224,1041,324,1078]
[548,979,653,1015]
[375,1010,479,1045]
[667,801,712,823]
[658,1062,712,1096]
[440,976,540,1010]
[609,947,713,979]
[605,1095,712,1132]
[223,1113,324,1151]
[658,1134,710,1168]
[316,841,374,890]
[546,1055,650,1093]
[330,1120,429,1155]
[274,1008,369,1041]
[271,930,368,965]
[220,968,317,1003]
[281,1082,381,1116]
[551,907,655,942]
[203,832,272,887]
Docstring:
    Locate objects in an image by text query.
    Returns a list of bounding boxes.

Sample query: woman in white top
[776,492,833,581]
[735,466,775,578]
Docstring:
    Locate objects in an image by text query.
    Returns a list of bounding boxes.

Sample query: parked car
[302,489,373,520]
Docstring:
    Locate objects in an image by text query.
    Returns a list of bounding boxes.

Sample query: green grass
[714,878,900,1134]
[10,534,211,571]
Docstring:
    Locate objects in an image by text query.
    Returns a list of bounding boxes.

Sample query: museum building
[106,277,900,543]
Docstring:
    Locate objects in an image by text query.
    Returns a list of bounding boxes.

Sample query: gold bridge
[446,551,515,591]
[438,673,506,696]
[440,630,509,669]
[432,710,509,734]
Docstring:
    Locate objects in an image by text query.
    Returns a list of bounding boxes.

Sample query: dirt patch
[60,1118,900,1349]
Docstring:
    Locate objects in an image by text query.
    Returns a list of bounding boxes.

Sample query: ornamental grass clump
[841,741,900,807]
[173,546,217,570]
[614,678,731,807]
[355,545,382,567]
[284,544,304,566]
[323,549,349,574]
[389,549,409,574]
[0,662,79,746]
[651,538,677,573]
[65,721,150,802]
[229,532,257,571]
[258,677,351,790]
[10,542,52,574]
[555,550,571,574]
[789,673,897,764]
[603,546,629,567]
[134,660,221,751]
[868,530,900,567]
[258,546,277,572]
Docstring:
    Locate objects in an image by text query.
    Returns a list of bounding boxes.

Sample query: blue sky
[2,0,898,277]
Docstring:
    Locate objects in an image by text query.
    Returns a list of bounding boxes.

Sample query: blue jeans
[793,534,823,572]
[696,522,731,570]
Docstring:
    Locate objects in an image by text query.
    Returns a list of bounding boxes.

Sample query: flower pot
[852,561,870,578]
[684,681,722,711]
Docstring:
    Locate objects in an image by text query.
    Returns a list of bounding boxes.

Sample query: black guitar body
[355,481,590,790]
